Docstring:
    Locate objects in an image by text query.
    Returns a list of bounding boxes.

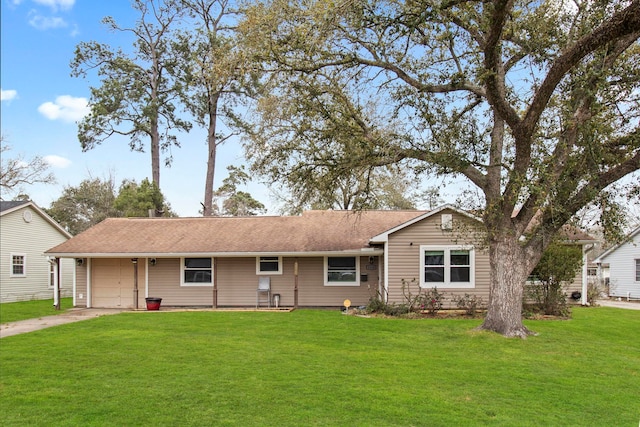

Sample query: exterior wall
[75,260,88,307]
[603,235,640,299]
[385,210,490,308]
[139,255,379,308]
[0,205,73,303]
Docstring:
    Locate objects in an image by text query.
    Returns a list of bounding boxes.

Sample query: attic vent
[441,213,453,231]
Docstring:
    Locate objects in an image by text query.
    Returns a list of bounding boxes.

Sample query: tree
[0,141,55,200]
[45,176,119,235]
[240,0,640,336]
[244,72,416,213]
[212,165,266,216]
[174,0,259,216]
[114,178,174,217]
[526,242,583,316]
[71,0,191,188]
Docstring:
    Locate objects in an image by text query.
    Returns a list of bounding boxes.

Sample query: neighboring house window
[256,256,283,275]
[48,262,55,288]
[420,246,474,288]
[636,259,640,282]
[182,258,213,286]
[325,256,359,286]
[10,254,26,277]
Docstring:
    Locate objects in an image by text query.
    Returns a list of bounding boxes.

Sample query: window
[325,256,359,286]
[49,262,55,288]
[636,259,640,282]
[182,258,213,286]
[420,246,474,288]
[10,254,26,277]
[256,256,283,275]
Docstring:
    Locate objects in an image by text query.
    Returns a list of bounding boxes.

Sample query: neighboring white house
[0,201,74,303]
[594,226,640,300]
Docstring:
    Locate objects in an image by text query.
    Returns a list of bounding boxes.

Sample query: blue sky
[1,0,268,216]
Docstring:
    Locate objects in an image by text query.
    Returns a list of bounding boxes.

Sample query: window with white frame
[48,262,55,288]
[325,256,359,286]
[182,257,213,286]
[635,259,640,282]
[256,256,282,275]
[420,246,474,288]
[10,254,26,277]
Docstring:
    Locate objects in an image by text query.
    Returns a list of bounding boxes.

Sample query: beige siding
[141,256,379,308]
[75,261,88,307]
[0,206,73,302]
[149,258,215,306]
[386,210,490,308]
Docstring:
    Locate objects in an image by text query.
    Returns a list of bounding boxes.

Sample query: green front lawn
[1,308,638,426]
[0,298,73,324]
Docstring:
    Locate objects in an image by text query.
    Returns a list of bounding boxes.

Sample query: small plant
[417,287,445,315]
[400,278,424,313]
[451,293,484,317]
[586,281,603,307]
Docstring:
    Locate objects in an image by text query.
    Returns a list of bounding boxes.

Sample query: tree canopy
[239,0,640,336]
[71,0,191,187]
[212,165,266,216]
[0,141,55,200]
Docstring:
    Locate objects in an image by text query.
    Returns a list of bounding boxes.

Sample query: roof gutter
[46,248,385,259]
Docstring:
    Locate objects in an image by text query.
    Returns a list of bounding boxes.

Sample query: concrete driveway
[597,299,640,310]
[0,308,124,339]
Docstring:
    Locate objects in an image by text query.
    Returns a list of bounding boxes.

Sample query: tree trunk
[478,236,536,338]
[151,123,161,188]
[202,95,219,216]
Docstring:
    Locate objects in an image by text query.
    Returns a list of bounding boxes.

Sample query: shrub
[586,281,602,307]
[417,287,445,315]
[451,293,484,317]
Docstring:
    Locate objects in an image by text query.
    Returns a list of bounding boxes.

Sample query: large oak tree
[240,0,640,336]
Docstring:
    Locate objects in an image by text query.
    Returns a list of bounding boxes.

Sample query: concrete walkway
[0,308,124,339]
[597,299,640,310]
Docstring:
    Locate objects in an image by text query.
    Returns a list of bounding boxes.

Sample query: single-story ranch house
[45,205,594,309]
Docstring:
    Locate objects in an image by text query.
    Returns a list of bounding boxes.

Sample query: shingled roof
[46,210,427,257]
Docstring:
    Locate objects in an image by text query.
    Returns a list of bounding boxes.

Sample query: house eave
[46,248,385,259]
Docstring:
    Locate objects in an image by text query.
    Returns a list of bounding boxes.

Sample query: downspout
[56,257,61,310]
[48,257,60,310]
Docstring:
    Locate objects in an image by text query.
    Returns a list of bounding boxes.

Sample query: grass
[1,307,638,426]
[0,298,74,323]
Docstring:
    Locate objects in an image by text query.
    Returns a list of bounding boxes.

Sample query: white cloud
[33,0,75,12]
[28,12,67,30]
[38,95,89,122]
[1,89,18,102]
[44,155,72,168]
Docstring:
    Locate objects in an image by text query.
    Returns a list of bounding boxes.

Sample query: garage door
[92,259,140,308]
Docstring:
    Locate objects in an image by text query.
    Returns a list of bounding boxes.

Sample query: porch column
[213,258,218,308]
[132,258,139,310]
[294,259,299,309]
